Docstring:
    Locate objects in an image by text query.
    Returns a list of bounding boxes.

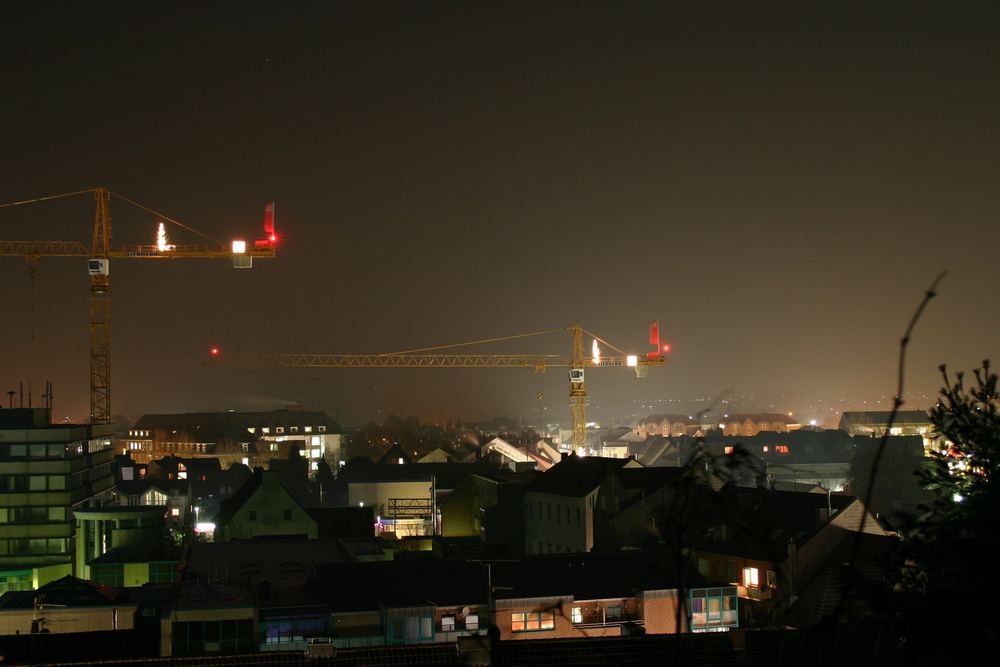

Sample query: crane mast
[90,188,113,423]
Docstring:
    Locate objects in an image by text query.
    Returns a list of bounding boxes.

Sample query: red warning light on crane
[210,347,220,356]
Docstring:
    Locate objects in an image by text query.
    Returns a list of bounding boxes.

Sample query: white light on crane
[156,222,175,251]
[592,339,601,365]
[231,240,247,254]
[626,355,638,367]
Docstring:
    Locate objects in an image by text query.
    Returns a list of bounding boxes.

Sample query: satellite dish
[461,606,471,618]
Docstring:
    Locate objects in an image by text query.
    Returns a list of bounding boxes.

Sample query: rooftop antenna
[6,390,13,408]
[19,382,23,408]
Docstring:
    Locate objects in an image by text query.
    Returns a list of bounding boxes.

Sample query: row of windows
[511,611,554,632]
[440,614,478,632]
[0,506,67,523]
[525,501,582,526]
[0,474,67,492]
[528,541,577,555]
[257,425,326,435]
[0,442,78,459]
[0,537,68,555]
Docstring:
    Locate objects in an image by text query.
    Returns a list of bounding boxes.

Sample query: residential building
[0,407,114,591]
[0,575,140,635]
[73,505,169,581]
[213,469,318,542]
[522,455,641,554]
[720,413,801,437]
[339,461,494,537]
[490,551,713,639]
[635,414,699,438]
[838,409,937,453]
[124,408,343,473]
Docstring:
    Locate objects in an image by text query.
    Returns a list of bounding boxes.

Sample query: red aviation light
[210,347,220,356]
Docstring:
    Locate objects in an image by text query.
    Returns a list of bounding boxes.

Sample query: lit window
[511,611,554,632]
[318,426,326,432]
[270,443,278,452]
[441,616,455,632]
[743,567,759,588]
[262,427,270,434]
[304,426,312,433]
[398,458,404,465]
[762,446,768,453]
[775,445,789,454]
[465,614,479,630]
[241,457,249,466]
[171,508,180,517]
[724,446,734,455]
[571,607,582,623]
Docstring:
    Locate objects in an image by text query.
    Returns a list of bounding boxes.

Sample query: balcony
[737,585,775,601]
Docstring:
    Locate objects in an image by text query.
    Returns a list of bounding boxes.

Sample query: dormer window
[276,427,284,434]
[290,426,299,433]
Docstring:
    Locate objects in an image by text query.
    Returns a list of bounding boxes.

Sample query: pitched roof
[312,560,489,612]
[0,575,129,609]
[134,409,343,438]
[525,455,630,497]
[638,413,691,424]
[699,488,858,561]
[723,412,799,424]
[491,550,697,600]
[212,469,312,529]
[340,461,494,489]
[838,410,931,427]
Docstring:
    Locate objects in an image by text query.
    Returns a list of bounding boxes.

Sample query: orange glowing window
[775,445,790,454]
[724,446,734,455]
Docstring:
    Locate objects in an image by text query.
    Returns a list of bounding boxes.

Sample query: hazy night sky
[1,2,997,427]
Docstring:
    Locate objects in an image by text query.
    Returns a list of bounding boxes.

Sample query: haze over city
[2,2,997,426]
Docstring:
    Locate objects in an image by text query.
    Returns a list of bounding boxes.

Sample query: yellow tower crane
[205,323,668,451]
[0,187,277,424]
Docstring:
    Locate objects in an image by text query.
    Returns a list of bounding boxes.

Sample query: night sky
[1,2,997,427]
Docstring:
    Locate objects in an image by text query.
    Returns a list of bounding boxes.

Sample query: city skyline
[2,2,997,425]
